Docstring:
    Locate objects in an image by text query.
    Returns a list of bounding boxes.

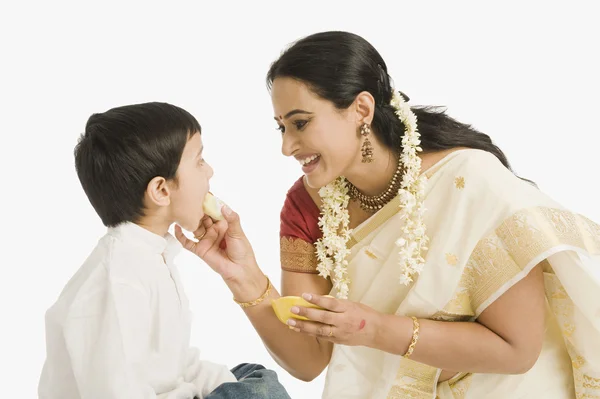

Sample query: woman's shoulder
[281,176,322,241]
[286,176,306,195]
[427,148,516,182]
[284,176,321,211]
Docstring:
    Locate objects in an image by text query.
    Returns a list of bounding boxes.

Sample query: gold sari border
[475,245,584,317]
[280,237,319,274]
[386,360,441,399]
[461,206,599,316]
[447,372,473,399]
[348,196,402,249]
[433,207,600,399]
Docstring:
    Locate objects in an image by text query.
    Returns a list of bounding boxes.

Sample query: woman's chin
[305,171,338,190]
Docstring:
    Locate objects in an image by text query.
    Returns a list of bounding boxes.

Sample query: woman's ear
[353,91,375,125]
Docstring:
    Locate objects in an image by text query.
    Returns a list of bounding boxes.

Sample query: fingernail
[222,205,232,216]
[291,306,299,314]
[302,293,312,301]
[287,319,296,326]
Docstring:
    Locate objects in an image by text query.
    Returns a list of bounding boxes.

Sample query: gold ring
[328,327,334,337]
[194,230,207,241]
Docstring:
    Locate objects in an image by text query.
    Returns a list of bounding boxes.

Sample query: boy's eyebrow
[197,146,204,158]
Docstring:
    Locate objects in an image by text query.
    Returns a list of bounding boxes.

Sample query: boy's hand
[174,206,258,281]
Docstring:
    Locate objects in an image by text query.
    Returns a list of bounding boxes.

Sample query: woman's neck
[344,141,399,197]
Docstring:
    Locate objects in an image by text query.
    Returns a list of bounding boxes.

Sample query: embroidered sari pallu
[281,150,600,399]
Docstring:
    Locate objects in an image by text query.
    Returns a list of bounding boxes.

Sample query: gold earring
[360,123,374,163]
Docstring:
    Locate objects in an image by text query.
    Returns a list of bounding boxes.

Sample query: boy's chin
[176,217,202,233]
[188,220,203,233]
[193,215,205,231]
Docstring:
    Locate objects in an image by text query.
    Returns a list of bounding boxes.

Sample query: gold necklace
[347,158,403,213]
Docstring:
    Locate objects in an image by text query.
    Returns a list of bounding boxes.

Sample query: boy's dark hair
[74,102,201,227]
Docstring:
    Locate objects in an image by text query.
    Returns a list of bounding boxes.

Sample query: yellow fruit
[203,192,226,221]
[271,295,333,325]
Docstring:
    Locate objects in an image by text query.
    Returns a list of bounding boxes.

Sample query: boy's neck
[135,215,171,238]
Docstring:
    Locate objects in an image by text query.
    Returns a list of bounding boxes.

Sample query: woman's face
[271,77,363,189]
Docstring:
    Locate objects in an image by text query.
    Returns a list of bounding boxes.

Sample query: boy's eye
[276,125,285,134]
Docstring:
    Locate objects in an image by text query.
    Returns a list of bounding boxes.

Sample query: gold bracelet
[233,276,272,308]
[403,316,420,358]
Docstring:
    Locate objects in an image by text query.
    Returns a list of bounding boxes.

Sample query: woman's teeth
[299,154,320,166]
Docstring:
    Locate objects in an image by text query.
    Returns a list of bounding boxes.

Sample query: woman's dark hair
[267,31,528,180]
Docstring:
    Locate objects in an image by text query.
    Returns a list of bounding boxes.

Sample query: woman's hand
[174,206,258,282]
[286,293,384,348]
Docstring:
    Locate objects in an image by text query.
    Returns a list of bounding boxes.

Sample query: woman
[176,31,600,398]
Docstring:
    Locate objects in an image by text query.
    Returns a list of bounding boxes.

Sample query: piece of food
[203,192,226,221]
[271,295,332,324]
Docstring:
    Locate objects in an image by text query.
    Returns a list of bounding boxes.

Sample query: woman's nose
[281,133,298,157]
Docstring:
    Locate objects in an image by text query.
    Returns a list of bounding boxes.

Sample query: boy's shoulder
[53,233,156,312]
[98,231,164,288]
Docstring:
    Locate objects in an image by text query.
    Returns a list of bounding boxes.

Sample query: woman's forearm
[224,272,332,382]
[373,315,535,374]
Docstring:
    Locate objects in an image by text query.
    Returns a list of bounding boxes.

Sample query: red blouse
[279,177,322,273]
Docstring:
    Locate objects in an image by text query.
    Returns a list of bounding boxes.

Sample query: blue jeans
[204,363,291,399]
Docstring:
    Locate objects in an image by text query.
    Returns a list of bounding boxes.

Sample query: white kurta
[38,222,236,399]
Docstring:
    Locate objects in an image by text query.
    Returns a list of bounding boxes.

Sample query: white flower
[398,273,413,285]
[390,90,429,286]
[315,177,352,298]
[315,89,429,297]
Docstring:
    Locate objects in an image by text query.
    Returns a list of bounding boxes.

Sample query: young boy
[38,103,290,399]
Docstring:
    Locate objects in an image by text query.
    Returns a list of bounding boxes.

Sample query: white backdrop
[1,1,598,398]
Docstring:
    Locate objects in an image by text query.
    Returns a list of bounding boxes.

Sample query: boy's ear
[146,176,171,207]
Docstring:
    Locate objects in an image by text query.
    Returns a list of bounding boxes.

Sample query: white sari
[321,149,600,399]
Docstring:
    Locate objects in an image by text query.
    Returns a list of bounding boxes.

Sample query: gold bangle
[403,316,420,358]
[233,276,272,308]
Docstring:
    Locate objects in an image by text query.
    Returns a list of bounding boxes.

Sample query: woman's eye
[294,120,307,130]
[276,119,309,134]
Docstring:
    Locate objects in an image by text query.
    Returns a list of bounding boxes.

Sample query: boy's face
[169,132,213,231]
